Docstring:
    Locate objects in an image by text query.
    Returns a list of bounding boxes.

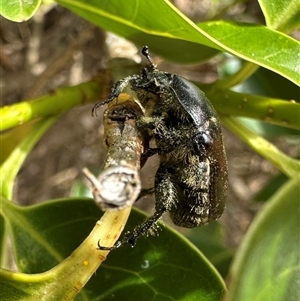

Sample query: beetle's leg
[98,169,177,251]
[141,147,160,158]
[97,209,166,250]
[92,76,132,117]
[125,209,166,246]
[91,95,115,117]
[137,187,155,199]
[138,116,181,146]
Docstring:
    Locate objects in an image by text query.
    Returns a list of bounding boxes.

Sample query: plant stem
[222,117,300,178]
[215,61,259,90]
[0,71,111,132]
[0,117,59,200]
[203,89,300,131]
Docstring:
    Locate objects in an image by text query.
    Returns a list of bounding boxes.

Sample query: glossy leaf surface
[1,198,225,300]
[225,176,300,301]
[258,0,300,32]
[57,0,300,84]
[0,0,41,21]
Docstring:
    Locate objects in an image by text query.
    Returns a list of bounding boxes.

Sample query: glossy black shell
[127,70,228,227]
[169,75,216,126]
[170,75,227,224]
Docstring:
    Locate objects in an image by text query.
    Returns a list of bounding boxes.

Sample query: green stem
[0,73,109,132]
[215,61,259,90]
[48,207,131,300]
[0,117,58,200]
[222,117,300,178]
[203,89,300,130]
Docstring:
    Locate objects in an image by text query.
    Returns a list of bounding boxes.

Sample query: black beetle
[93,46,228,249]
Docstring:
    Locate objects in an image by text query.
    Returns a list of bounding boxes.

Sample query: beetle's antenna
[141,45,157,71]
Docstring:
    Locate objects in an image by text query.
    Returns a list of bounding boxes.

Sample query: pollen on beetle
[118,93,131,101]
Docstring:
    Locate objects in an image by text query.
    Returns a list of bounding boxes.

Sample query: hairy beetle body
[131,72,227,228]
[93,46,228,249]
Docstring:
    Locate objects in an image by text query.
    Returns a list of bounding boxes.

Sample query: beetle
[93,46,228,249]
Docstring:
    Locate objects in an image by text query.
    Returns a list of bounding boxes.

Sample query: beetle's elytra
[93,46,228,250]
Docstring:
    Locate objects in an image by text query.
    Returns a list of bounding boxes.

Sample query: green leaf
[187,222,233,278]
[252,67,300,101]
[56,0,300,85]
[92,222,225,301]
[0,0,42,22]
[1,198,225,300]
[258,0,300,32]
[198,21,300,86]
[1,198,92,272]
[225,176,300,301]
[0,269,49,301]
[56,0,219,64]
